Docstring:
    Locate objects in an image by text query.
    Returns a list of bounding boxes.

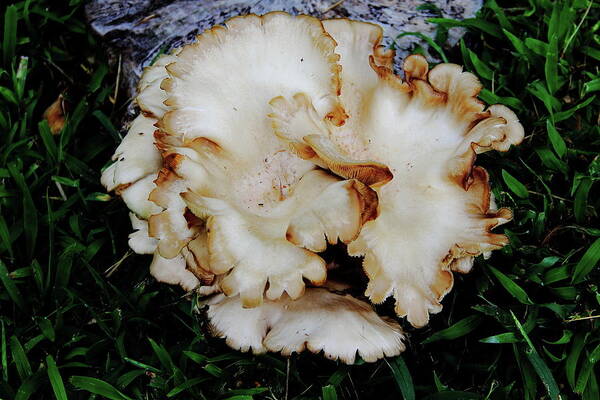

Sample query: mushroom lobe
[207,287,405,364]
[269,18,523,327]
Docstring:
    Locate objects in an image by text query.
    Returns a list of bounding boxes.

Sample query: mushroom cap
[128,213,158,255]
[147,12,378,305]
[100,114,162,218]
[149,251,200,292]
[181,169,375,306]
[269,19,523,327]
[103,13,379,301]
[207,287,405,364]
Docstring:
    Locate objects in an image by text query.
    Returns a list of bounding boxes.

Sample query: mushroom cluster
[101,12,523,364]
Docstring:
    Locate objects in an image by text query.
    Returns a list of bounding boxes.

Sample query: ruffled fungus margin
[102,12,523,362]
[269,18,523,327]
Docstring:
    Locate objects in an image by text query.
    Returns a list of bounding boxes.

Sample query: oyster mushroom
[269,19,523,327]
[102,12,522,363]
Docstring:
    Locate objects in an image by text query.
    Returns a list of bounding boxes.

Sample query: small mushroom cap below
[207,287,405,364]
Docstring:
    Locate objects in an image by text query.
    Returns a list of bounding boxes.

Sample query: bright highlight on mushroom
[101,12,523,364]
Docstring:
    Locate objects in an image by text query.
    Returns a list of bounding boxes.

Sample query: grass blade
[422,315,482,344]
[502,169,529,198]
[321,384,338,400]
[583,368,599,400]
[486,0,513,31]
[422,392,481,400]
[524,37,548,56]
[0,259,26,310]
[546,119,566,158]
[392,32,448,62]
[327,365,349,386]
[116,370,145,389]
[535,147,568,174]
[148,337,174,371]
[554,95,596,122]
[513,343,537,400]
[574,355,596,394]
[571,238,600,284]
[387,357,415,400]
[462,41,493,80]
[545,34,559,94]
[479,332,519,344]
[166,377,209,398]
[8,162,38,261]
[92,110,121,141]
[566,332,589,389]
[70,376,133,400]
[46,355,68,400]
[2,5,17,67]
[0,214,14,258]
[583,78,600,95]
[10,336,32,381]
[574,177,592,223]
[503,29,530,59]
[15,371,45,400]
[1,321,7,381]
[428,17,502,38]
[488,266,534,305]
[38,120,58,163]
[511,312,561,400]
[123,357,160,373]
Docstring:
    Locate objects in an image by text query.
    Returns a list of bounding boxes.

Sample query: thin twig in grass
[296,384,314,397]
[531,96,540,119]
[285,358,289,400]
[565,315,600,323]
[348,373,360,400]
[321,0,345,14]
[44,57,74,84]
[561,1,593,58]
[54,181,67,201]
[528,190,572,203]
[541,225,585,248]
[134,14,158,27]
[110,54,121,107]
[519,158,554,201]
[104,250,132,277]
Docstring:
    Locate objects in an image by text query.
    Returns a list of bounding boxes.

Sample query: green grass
[0,0,598,399]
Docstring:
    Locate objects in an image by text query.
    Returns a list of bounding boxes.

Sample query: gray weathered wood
[85,0,481,99]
